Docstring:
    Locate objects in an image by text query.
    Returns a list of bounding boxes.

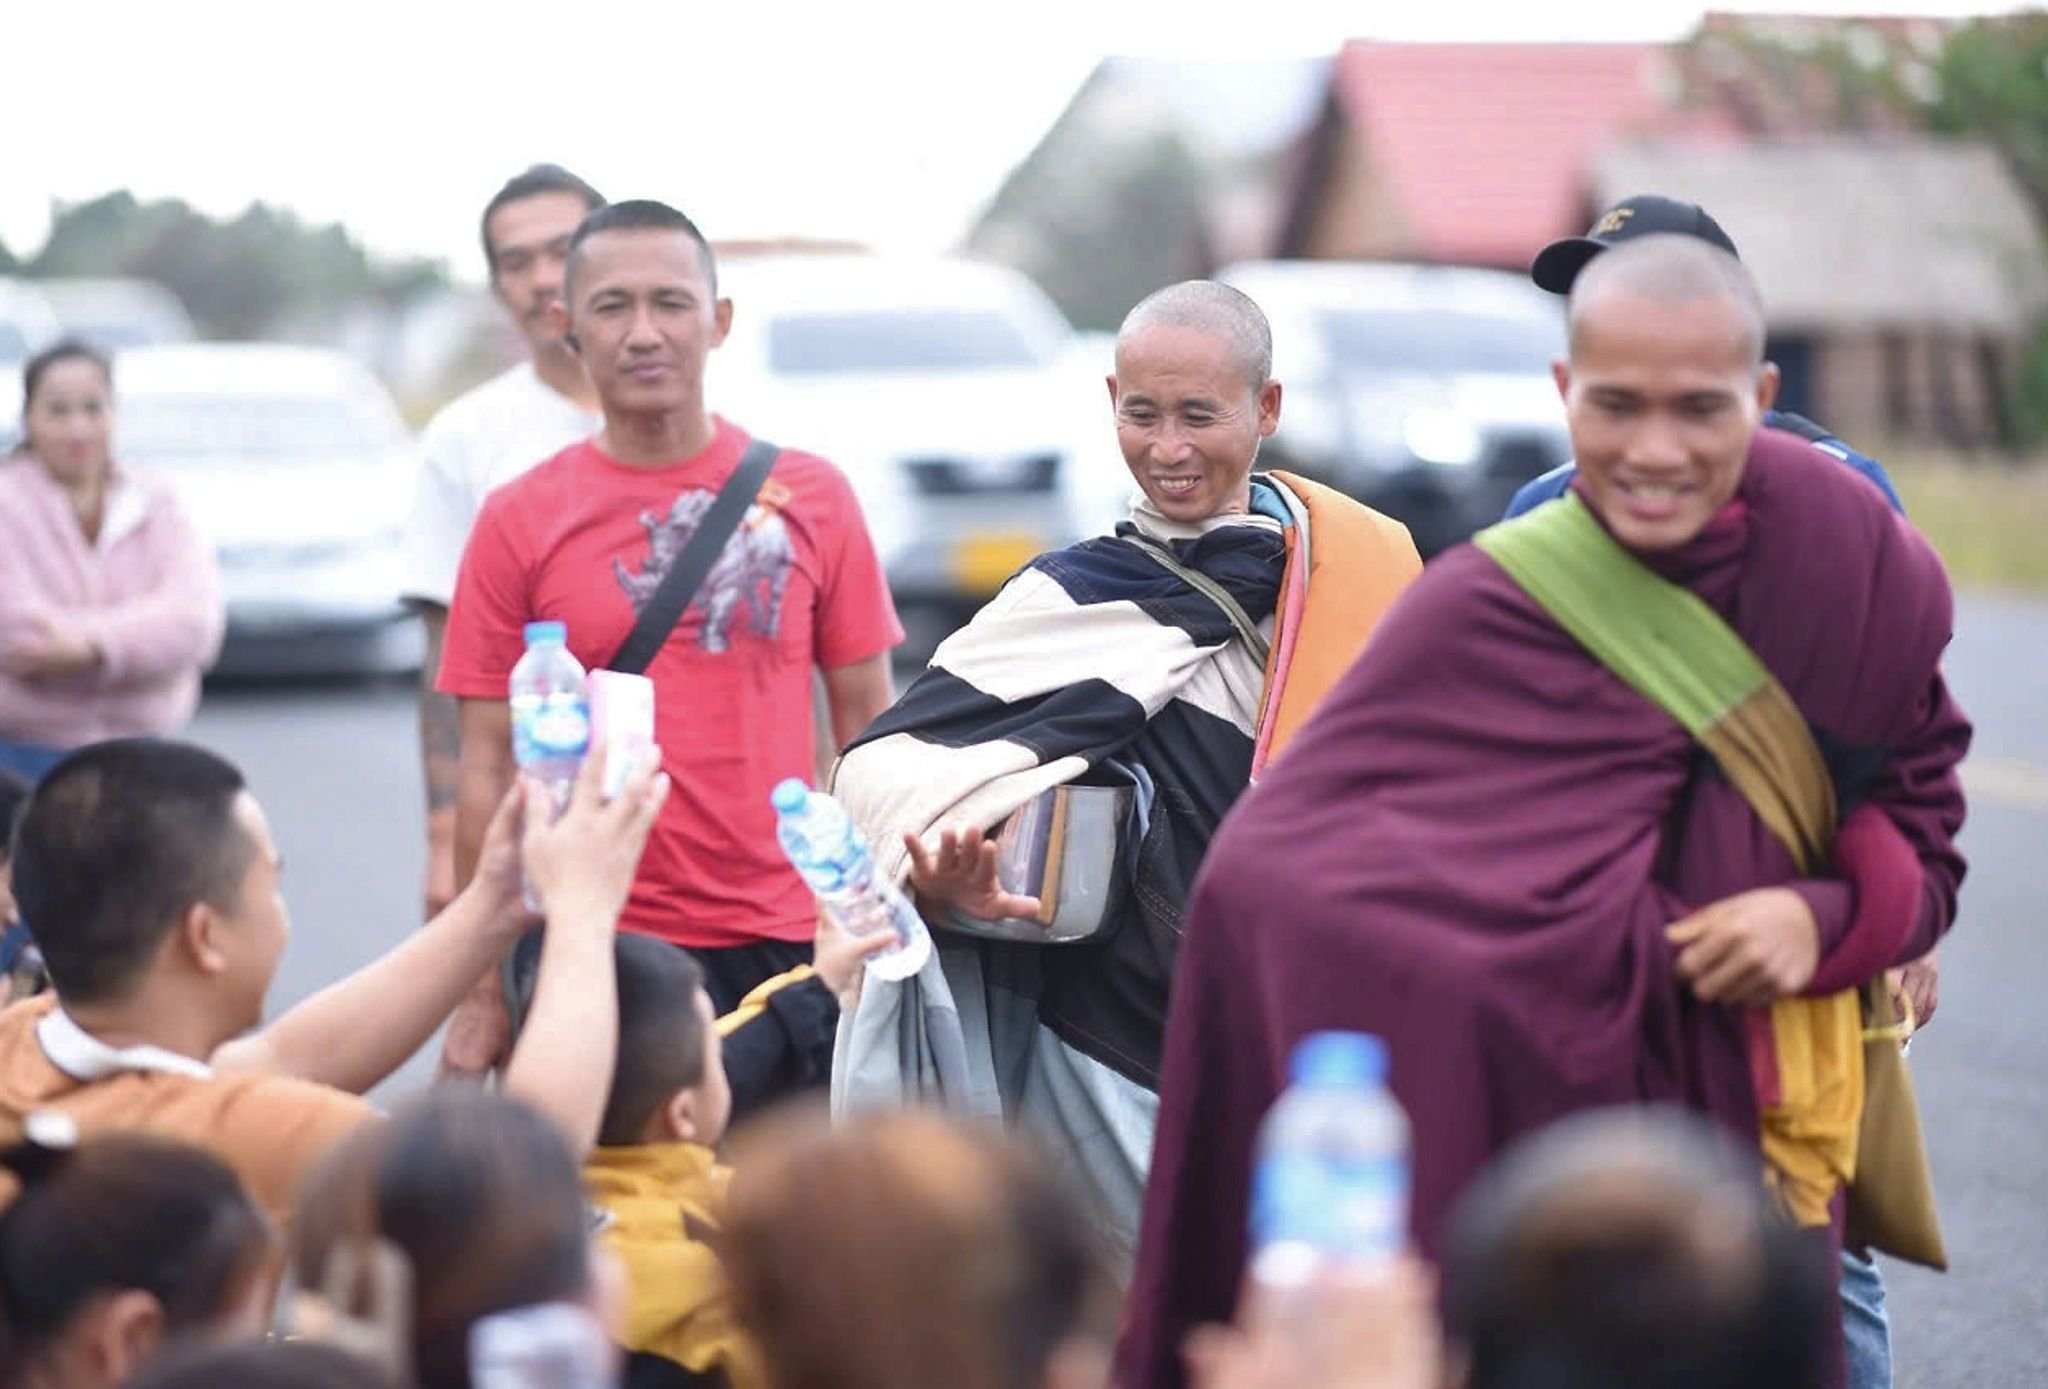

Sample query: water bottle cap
[1290,1031,1388,1088]
[770,779,811,814]
[523,621,567,646]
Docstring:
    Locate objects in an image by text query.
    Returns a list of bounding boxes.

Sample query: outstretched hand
[904,824,1041,923]
[525,740,669,929]
[811,902,901,1006]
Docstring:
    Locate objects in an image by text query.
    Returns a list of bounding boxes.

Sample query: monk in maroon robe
[1117,237,1969,1389]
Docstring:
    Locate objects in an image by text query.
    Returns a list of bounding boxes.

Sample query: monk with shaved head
[1121,242,1970,1389]
[1558,236,1777,552]
[830,281,1420,1266]
[1108,281,1279,522]
[1518,221,1932,1389]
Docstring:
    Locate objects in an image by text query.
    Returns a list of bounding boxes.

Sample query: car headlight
[1402,409,1483,468]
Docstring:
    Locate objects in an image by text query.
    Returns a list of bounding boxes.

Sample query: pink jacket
[0,455,224,748]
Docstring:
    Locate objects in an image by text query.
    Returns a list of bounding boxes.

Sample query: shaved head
[1443,1110,1831,1389]
[1118,280,1272,388]
[1568,234,1767,366]
[1108,280,1283,523]
[1554,232,1779,552]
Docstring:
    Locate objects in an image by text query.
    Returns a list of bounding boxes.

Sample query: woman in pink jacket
[0,341,223,782]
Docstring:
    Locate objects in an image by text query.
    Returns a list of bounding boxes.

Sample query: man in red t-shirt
[437,200,902,1071]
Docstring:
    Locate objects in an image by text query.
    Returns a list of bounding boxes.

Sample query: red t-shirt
[437,419,903,948]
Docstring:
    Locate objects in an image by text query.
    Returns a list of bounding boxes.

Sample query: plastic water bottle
[770,780,932,982]
[510,621,590,912]
[470,1302,614,1389]
[1250,1031,1411,1291]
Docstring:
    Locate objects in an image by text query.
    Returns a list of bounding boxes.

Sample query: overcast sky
[6,0,2025,282]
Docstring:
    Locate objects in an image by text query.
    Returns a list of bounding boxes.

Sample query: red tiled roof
[1334,42,1744,266]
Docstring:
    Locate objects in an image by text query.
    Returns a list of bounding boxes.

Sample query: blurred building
[1594,137,2047,447]
[1275,43,1742,267]
[964,56,1331,330]
[978,19,2048,447]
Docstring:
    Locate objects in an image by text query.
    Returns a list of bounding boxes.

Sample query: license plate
[951,533,1042,594]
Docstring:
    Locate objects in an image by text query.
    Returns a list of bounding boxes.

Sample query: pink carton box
[589,670,656,800]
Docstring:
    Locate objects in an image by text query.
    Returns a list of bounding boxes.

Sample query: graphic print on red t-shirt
[436,421,903,949]
[612,486,797,653]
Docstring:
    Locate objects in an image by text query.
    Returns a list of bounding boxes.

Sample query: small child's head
[600,935,730,1149]
[0,1124,279,1389]
[290,1089,601,1389]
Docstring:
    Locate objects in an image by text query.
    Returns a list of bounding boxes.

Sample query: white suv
[0,278,62,451]
[115,343,422,675]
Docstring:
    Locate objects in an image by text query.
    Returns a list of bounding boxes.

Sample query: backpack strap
[1123,534,1273,669]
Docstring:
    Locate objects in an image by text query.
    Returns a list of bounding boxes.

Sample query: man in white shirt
[406,165,606,918]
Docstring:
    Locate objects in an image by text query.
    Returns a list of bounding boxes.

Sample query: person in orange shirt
[0,736,665,1227]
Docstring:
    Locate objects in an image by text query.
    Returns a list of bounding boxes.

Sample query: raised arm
[502,746,670,1154]
[211,784,531,1091]
[455,698,518,892]
[436,697,521,1078]
[404,425,477,917]
[1861,667,1971,966]
[416,604,463,917]
[214,746,670,1159]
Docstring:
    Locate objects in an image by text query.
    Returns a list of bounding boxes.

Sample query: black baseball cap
[1530,195,1741,295]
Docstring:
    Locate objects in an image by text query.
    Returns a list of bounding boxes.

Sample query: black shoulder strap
[608,438,780,673]
[1123,534,1272,669]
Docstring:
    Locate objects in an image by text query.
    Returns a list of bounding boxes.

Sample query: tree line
[0,192,447,340]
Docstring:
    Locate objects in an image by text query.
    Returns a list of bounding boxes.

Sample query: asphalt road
[186,596,2048,1386]
[1879,594,2048,1388]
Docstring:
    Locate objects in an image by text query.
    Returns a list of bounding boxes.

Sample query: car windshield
[1319,308,1562,377]
[118,393,406,465]
[768,309,1049,375]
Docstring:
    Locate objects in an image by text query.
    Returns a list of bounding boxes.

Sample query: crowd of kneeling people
[0,741,1842,1389]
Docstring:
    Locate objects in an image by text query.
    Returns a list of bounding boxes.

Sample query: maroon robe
[1116,429,1970,1389]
